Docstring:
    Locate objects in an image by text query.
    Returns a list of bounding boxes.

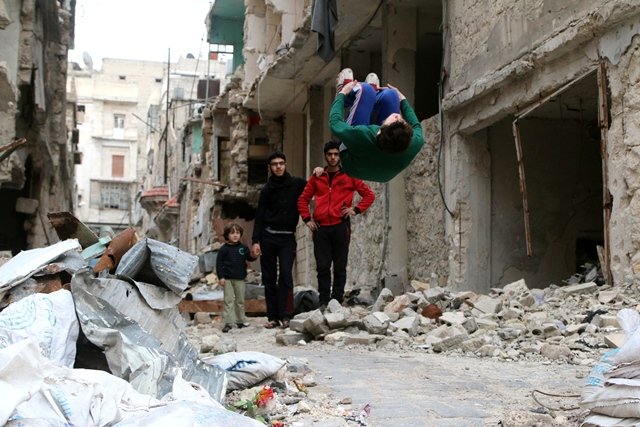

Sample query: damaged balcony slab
[244,0,381,112]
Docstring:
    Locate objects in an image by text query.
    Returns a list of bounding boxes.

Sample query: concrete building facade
[139,56,229,248]
[67,58,165,232]
[183,0,640,297]
[0,0,76,252]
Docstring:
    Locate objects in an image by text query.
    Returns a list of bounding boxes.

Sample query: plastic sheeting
[0,339,262,427]
[0,289,79,367]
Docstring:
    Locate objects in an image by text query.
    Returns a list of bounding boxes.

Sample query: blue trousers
[344,82,400,125]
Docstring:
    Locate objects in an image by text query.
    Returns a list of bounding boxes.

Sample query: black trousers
[260,231,296,321]
[313,221,350,305]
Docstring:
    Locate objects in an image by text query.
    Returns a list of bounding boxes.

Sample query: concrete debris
[276,277,635,372]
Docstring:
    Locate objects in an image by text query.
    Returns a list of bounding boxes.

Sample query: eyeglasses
[269,161,285,166]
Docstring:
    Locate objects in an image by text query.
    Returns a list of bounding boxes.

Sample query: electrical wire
[531,389,581,412]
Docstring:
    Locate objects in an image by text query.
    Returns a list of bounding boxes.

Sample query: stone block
[599,315,620,328]
[604,333,625,348]
[324,331,350,344]
[598,290,620,304]
[371,288,394,312]
[200,334,220,353]
[410,279,430,291]
[540,343,572,360]
[325,312,348,329]
[302,309,330,337]
[391,315,420,336]
[440,311,466,325]
[432,332,469,352]
[561,282,598,295]
[193,312,213,325]
[276,331,307,346]
[384,295,411,314]
[423,287,446,303]
[289,318,306,333]
[363,312,390,335]
[462,317,478,334]
[470,295,502,316]
[326,299,343,313]
[344,333,381,346]
[475,318,498,330]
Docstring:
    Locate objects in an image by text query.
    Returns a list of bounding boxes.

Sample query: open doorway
[485,71,604,288]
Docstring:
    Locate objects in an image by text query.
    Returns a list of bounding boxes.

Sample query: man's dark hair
[223,222,244,240]
[267,150,286,163]
[323,140,341,153]
[376,121,412,153]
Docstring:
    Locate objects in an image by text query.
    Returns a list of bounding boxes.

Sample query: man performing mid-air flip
[329,68,425,183]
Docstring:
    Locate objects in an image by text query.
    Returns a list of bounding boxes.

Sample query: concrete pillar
[381,4,416,293]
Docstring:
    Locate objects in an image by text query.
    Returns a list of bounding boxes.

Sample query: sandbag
[203,351,286,391]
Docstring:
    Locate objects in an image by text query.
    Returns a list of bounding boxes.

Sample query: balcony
[139,185,169,213]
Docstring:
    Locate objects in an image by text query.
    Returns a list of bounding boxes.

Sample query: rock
[276,331,308,346]
[539,343,572,360]
[561,282,598,295]
[363,312,390,335]
[200,334,220,353]
[325,312,348,329]
[391,315,420,336]
[371,288,394,312]
[384,295,412,314]
[303,309,330,338]
[410,279,430,291]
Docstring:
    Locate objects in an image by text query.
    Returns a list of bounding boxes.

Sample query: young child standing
[216,223,257,333]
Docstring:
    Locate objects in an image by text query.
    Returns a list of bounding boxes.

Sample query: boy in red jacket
[297,141,375,309]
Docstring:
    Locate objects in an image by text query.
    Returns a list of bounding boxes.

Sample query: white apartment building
[67,58,165,232]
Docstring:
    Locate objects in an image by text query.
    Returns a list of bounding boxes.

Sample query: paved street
[230,325,591,426]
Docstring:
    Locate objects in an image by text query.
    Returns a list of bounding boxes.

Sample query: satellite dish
[82,52,93,70]
[186,53,195,59]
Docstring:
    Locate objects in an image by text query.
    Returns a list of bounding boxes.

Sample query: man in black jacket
[251,151,306,329]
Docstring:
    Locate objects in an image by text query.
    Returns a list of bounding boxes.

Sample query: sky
[69,0,212,69]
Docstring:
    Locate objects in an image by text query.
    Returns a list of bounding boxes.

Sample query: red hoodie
[297,168,375,226]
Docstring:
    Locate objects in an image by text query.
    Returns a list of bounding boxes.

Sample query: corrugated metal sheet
[115,238,198,294]
[71,269,227,401]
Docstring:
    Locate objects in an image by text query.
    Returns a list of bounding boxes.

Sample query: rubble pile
[0,214,270,426]
[275,276,630,368]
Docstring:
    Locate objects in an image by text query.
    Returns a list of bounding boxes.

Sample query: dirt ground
[186,316,592,426]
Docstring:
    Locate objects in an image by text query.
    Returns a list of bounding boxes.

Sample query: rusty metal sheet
[93,228,139,274]
[47,211,99,248]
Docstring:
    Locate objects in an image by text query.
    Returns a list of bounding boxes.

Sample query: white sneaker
[336,68,354,92]
[365,72,380,90]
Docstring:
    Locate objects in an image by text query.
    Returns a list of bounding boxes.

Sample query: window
[114,114,125,129]
[112,155,124,177]
[77,105,85,124]
[90,181,130,210]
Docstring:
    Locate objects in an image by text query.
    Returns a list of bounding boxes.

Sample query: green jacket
[329,93,424,182]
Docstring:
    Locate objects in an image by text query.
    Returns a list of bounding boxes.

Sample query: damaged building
[0,0,77,253]
[164,0,640,296]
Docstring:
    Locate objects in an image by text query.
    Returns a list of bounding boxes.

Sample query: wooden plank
[178,298,266,315]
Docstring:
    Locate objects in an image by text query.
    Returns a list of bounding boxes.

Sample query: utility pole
[164,48,170,184]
